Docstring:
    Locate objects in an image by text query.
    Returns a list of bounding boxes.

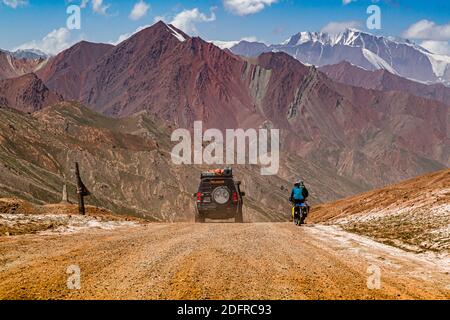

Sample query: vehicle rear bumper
[197,205,238,219]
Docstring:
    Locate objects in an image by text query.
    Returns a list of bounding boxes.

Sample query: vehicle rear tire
[195,210,205,223]
[235,209,243,223]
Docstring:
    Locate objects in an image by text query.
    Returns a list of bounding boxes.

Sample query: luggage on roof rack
[201,167,233,178]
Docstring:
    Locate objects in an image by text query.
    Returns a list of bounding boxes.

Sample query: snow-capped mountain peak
[334,28,363,46]
[230,29,450,86]
[283,31,330,46]
[12,49,50,60]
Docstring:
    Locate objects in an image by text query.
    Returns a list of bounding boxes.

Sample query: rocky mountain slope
[230,29,450,86]
[37,41,114,101]
[320,61,450,106]
[0,73,62,112]
[39,22,258,130]
[251,53,449,188]
[8,49,49,60]
[0,50,47,80]
[311,169,450,253]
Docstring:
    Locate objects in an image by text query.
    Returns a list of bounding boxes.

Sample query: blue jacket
[291,186,304,201]
[289,186,309,201]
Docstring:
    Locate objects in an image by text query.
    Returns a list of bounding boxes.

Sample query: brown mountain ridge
[320,61,450,106]
[0,73,62,113]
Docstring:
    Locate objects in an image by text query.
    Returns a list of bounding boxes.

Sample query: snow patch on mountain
[211,40,239,49]
[425,52,450,77]
[362,48,397,74]
[166,24,186,42]
[340,29,360,46]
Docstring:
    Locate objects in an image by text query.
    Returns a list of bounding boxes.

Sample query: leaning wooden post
[75,162,91,215]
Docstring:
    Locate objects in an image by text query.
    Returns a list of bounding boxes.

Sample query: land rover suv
[194,168,245,223]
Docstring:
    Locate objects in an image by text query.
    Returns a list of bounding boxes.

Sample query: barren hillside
[310,169,450,253]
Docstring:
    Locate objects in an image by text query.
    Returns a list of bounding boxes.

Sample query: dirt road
[0,223,448,300]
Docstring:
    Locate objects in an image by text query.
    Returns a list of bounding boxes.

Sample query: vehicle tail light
[197,192,202,204]
[232,192,238,203]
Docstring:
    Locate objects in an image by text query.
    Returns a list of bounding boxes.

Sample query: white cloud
[211,40,240,49]
[321,21,361,34]
[403,20,450,41]
[67,0,89,8]
[241,36,259,42]
[110,24,151,45]
[92,0,109,15]
[153,16,166,23]
[14,28,80,55]
[2,0,27,8]
[420,40,450,55]
[211,37,260,49]
[342,0,356,5]
[223,0,277,16]
[129,0,150,21]
[69,0,109,14]
[170,8,216,34]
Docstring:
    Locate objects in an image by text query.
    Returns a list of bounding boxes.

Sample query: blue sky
[1,0,449,55]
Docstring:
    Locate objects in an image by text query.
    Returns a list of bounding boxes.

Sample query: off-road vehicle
[194,168,245,223]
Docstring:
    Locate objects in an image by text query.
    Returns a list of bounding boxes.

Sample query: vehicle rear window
[199,178,236,191]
